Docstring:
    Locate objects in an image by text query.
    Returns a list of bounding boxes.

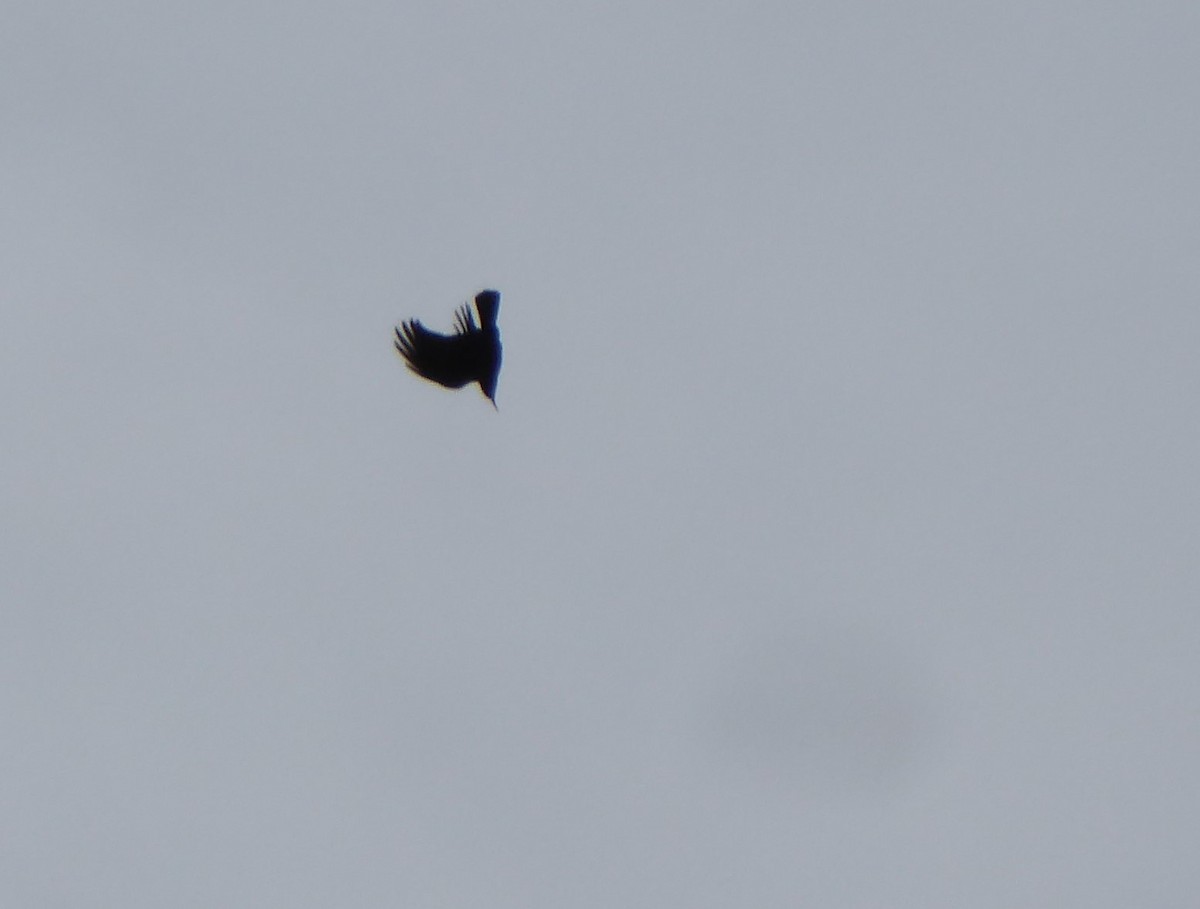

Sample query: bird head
[481,374,499,409]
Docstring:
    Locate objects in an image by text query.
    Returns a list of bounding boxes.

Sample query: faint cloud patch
[681,613,930,798]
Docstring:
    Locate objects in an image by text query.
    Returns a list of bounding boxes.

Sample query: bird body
[394,290,502,406]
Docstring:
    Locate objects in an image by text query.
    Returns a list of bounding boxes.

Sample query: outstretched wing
[393,318,477,389]
[452,303,477,335]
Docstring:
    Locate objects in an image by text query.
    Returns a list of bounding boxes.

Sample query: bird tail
[474,290,500,330]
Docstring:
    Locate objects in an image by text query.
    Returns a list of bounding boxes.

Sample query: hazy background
[3,1,1197,905]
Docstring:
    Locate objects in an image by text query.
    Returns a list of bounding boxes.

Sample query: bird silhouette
[394,289,503,407]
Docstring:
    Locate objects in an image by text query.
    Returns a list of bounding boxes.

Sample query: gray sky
[3,1,1198,905]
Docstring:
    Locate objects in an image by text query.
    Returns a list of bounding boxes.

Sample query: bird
[393,289,503,407]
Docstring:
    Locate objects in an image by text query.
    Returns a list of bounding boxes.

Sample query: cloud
[686,611,930,797]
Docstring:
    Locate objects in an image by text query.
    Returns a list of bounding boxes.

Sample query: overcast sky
[3,1,1198,905]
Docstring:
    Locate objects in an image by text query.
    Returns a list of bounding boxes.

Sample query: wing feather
[393,320,476,388]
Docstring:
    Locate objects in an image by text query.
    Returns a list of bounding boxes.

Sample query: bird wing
[393,319,477,389]
[452,303,478,335]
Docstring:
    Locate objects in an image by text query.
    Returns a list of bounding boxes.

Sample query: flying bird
[394,289,503,407]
